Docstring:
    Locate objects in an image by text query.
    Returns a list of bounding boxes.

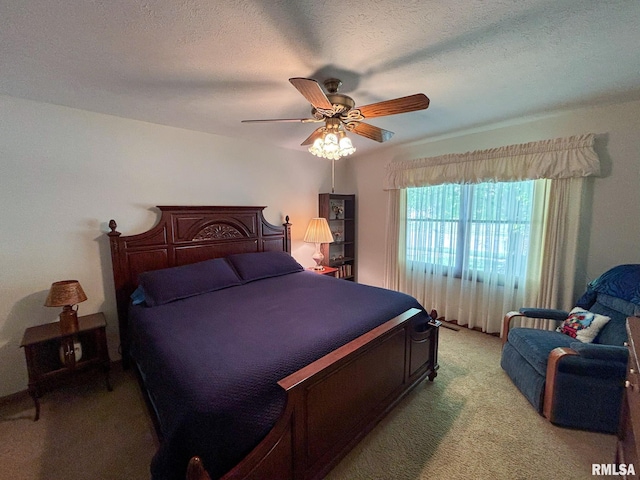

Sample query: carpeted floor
[325,326,617,480]
[0,361,158,480]
[0,326,617,479]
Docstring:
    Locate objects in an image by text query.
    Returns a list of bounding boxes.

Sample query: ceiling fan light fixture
[308,127,356,160]
[338,131,355,155]
[324,133,339,150]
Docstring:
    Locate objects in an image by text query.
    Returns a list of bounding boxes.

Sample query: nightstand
[20,312,112,421]
[307,266,339,277]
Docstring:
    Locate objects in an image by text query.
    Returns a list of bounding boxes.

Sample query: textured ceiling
[2,0,640,156]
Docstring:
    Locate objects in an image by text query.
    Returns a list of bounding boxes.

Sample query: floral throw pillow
[556,307,611,343]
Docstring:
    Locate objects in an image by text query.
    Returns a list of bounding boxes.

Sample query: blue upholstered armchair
[501,264,640,433]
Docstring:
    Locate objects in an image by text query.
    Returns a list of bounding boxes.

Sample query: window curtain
[383,134,600,335]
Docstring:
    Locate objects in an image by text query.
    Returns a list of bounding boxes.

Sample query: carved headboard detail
[107,206,291,367]
[192,223,244,241]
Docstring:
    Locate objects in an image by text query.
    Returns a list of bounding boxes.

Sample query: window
[406,180,534,282]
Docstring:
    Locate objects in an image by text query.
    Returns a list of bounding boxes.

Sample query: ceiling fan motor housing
[326,94,354,114]
[311,93,355,118]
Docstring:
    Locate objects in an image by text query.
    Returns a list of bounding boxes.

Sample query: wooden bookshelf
[319,193,356,281]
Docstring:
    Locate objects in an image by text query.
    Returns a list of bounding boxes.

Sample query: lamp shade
[303,218,334,244]
[44,280,87,307]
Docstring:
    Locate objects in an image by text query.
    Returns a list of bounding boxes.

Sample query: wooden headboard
[107,206,291,367]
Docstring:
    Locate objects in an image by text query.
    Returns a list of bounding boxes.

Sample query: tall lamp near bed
[303,217,334,270]
[108,205,439,480]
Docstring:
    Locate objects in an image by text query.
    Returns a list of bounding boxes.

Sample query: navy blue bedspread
[129,271,429,479]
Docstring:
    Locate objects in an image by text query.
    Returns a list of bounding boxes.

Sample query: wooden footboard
[189,307,439,480]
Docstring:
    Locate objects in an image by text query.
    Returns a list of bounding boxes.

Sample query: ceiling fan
[241,77,430,151]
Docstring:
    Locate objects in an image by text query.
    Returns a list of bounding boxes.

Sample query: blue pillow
[138,258,242,307]
[130,285,146,305]
[226,251,303,283]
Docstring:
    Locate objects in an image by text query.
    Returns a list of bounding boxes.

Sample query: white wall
[3,94,638,398]
[347,99,640,292]
[0,95,342,397]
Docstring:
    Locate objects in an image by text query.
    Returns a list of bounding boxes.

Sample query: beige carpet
[0,326,617,479]
[326,326,617,480]
[0,363,158,480]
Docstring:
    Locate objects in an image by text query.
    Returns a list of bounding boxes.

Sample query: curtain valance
[383,133,600,190]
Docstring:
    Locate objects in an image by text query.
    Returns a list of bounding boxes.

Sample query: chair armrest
[544,347,579,420]
[518,308,570,321]
[551,347,628,376]
[502,311,523,345]
[502,308,569,345]
[569,342,629,363]
[544,345,628,422]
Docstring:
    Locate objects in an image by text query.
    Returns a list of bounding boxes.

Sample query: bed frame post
[107,219,132,369]
[283,215,292,254]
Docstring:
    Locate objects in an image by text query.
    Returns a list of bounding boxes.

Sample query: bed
[107,206,439,480]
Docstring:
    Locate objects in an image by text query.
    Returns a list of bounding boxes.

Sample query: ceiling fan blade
[241,118,320,123]
[289,77,333,110]
[348,122,394,143]
[301,127,325,146]
[357,93,430,118]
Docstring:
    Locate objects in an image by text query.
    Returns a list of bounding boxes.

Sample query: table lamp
[303,218,334,270]
[44,280,87,334]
